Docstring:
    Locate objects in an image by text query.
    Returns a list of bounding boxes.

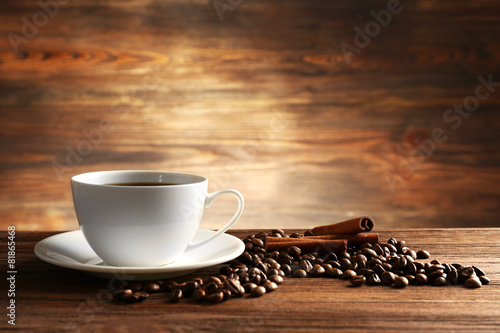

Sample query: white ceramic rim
[71,170,207,187]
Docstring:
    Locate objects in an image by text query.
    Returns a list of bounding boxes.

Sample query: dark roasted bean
[416,250,430,259]
[393,276,408,288]
[326,267,343,278]
[388,238,397,246]
[269,274,284,285]
[464,277,482,288]
[263,281,278,292]
[287,246,301,259]
[251,286,267,297]
[192,288,206,302]
[473,266,486,277]
[181,281,199,297]
[366,273,381,285]
[281,264,292,276]
[142,282,160,293]
[381,271,397,285]
[113,289,132,301]
[342,270,357,280]
[404,275,415,285]
[299,259,313,273]
[309,264,326,277]
[433,276,448,286]
[207,290,224,303]
[289,232,301,238]
[293,269,308,278]
[168,289,182,303]
[415,273,428,285]
[447,270,459,285]
[479,276,490,285]
[350,275,366,286]
[243,282,258,293]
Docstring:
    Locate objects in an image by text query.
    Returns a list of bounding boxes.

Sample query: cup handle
[185,189,244,251]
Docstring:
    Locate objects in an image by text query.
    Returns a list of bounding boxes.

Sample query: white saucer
[34,229,244,280]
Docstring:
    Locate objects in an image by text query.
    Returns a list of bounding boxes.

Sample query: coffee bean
[289,232,301,238]
[388,237,397,246]
[168,289,183,303]
[459,266,475,280]
[263,281,278,292]
[473,266,485,277]
[204,276,222,287]
[360,248,377,258]
[113,289,132,301]
[433,276,447,286]
[271,229,285,237]
[309,264,326,277]
[393,276,408,288]
[340,258,351,271]
[269,274,284,285]
[381,271,397,285]
[142,282,160,293]
[287,246,301,259]
[366,273,381,285]
[464,277,482,288]
[350,275,366,286]
[207,290,224,303]
[181,281,199,297]
[251,286,267,297]
[243,282,258,293]
[192,288,206,302]
[281,264,292,276]
[326,267,343,278]
[299,260,313,273]
[414,273,428,285]
[293,269,308,278]
[342,270,357,280]
[479,276,490,285]
[251,238,264,248]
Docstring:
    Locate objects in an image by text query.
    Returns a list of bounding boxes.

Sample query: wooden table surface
[1,0,500,232]
[2,229,499,332]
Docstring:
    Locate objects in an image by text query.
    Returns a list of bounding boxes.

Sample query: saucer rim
[34,229,244,274]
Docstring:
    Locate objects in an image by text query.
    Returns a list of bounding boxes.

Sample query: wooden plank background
[0,0,499,231]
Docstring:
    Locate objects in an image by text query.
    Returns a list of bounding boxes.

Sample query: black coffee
[105,182,178,186]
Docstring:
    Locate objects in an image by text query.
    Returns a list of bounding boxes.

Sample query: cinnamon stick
[266,233,379,246]
[311,216,374,235]
[265,239,347,254]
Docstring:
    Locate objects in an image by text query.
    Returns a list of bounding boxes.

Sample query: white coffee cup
[71,170,244,267]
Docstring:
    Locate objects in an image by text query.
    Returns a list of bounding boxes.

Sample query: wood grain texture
[0,0,500,231]
[1,229,499,332]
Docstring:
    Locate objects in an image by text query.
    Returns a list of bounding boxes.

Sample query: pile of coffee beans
[112,229,490,304]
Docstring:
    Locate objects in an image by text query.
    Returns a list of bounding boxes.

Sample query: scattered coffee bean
[269,274,284,285]
[464,277,482,289]
[479,276,490,285]
[108,229,489,307]
[192,288,206,302]
[251,286,267,297]
[143,282,161,293]
[350,275,366,286]
[393,276,408,288]
[366,273,381,286]
[113,289,132,301]
[293,269,308,278]
[167,288,182,303]
[207,290,224,303]
[342,270,357,280]
[263,281,278,292]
